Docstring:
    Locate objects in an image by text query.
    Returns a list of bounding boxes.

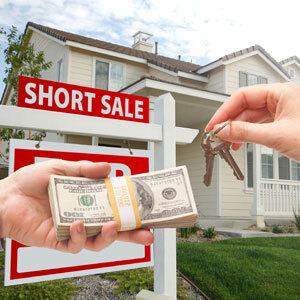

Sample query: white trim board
[66,41,147,65]
[122,78,228,103]
[28,26,66,46]
[197,50,290,81]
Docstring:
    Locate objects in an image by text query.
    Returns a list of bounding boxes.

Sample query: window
[279,155,300,181]
[279,154,290,180]
[289,68,295,79]
[292,161,300,180]
[247,143,254,188]
[261,146,273,179]
[57,59,63,82]
[239,72,268,87]
[246,145,300,189]
[95,59,124,91]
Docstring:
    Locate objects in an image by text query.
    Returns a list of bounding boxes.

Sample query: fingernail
[224,123,230,137]
[77,223,83,234]
[112,229,118,238]
[214,122,230,137]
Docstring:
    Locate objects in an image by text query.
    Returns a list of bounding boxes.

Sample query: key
[218,143,244,181]
[201,127,244,186]
[201,131,217,187]
[209,134,244,181]
[204,151,215,186]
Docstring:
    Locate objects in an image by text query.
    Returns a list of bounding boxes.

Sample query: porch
[261,178,300,217]
[252,144,300,226]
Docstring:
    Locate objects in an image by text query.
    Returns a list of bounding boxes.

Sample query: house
[280,56,300,86]
[1,21,300,228]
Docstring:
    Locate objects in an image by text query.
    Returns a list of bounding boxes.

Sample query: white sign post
[0,92,198,299]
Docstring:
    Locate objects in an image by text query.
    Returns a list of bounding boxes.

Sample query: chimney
[155,41,158,55]
[178,55,181,60]
[132,31,153,53]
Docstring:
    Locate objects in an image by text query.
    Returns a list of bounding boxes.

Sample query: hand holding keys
[201,120,244,187]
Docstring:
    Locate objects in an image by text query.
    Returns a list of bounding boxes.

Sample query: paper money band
[105,176,141,231]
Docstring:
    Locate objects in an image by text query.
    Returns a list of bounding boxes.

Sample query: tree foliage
[0,25,52,165]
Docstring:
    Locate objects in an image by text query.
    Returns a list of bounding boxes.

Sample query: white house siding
[30,30,69,83]
[125,62,148,87]
[204,66,226,93]
[149,68,178,83]
[69,49,93,87]
[70,49,148,89]
[176,125,218,222]
[221,144,253,217]
[226,55,286,95]
[285,64,300,87]
[178,78,206,90]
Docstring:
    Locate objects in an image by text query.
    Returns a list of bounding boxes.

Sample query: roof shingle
[195,44,290,78]
[27,22,201,74]
[280,56,300,66]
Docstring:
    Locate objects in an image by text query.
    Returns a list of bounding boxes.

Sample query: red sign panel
[6,140,152,285]
[18,76,149,123]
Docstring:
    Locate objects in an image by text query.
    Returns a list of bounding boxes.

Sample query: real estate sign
[5,139,153,285]
[18,76,149,123]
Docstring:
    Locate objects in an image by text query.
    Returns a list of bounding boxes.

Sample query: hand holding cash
[48,166,198,241]
[0,160,153,253]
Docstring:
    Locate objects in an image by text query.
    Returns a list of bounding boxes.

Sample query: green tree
[0,25,52,165]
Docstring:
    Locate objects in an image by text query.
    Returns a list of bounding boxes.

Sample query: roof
[26,22,201,74]
[196,44,290,79]
[280,56,300,66]
[119,74,229,97]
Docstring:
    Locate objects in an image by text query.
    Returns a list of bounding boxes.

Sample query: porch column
[251,143,265,227]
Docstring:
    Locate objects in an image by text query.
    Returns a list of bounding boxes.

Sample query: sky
[1,0,300,97]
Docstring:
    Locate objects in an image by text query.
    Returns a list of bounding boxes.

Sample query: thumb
[214,121,277,148]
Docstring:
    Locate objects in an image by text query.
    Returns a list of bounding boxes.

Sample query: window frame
[245,144,300,192]
[93,57,126,92]
[239,71,268,87]
[288,67,295,79]
[57,59,63,82]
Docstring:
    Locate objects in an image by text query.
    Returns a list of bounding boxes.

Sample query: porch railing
[261,179,300,216]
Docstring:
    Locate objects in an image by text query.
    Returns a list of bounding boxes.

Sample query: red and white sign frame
[18,76,149,123]
[5,139,153,286]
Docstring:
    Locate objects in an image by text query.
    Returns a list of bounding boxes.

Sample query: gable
[226,54,287,94]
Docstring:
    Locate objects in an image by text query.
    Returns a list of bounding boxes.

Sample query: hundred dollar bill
[48,166,198,240]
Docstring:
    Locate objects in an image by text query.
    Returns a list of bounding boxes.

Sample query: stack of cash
[48,166,198,241]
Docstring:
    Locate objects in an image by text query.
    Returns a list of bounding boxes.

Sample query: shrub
[190,224,201,234]
[104,268,193,299]
[0,249,78,300]
[180,227,192,238]
[105,268,154,294]
[0,275,79,300]
[180,224,201,238]
[272,225,284,234]
[203,226,218,239]
[293,209,300,231]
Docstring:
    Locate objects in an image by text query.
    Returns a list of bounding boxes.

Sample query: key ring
[213,119,231,136]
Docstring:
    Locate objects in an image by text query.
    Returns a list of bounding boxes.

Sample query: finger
[68,221,87,253]
[215,120,279,148]
[233,107,274,124]
[205,84,279,131]
[56,220,86,253]
[85,221,118,252]
[232,143,243,151]
[116,229,154,245]
[54,160,111,178]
